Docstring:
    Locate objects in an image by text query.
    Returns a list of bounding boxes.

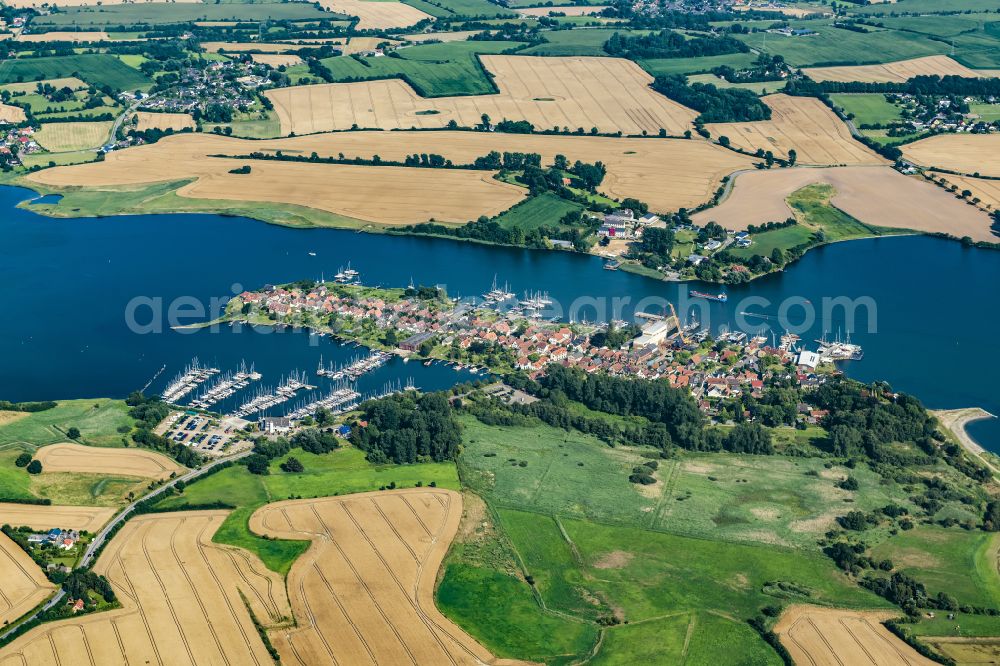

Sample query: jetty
[286,384,361,420]
[232,370,314,418]
[317,351,391,381]
[188,361,262,409]
[161,358,220,404]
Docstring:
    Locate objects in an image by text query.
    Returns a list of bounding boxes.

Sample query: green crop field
[0,399,133,450]
[867,14,994,39]
[402,0,517,18]
[0,54,150,91]
[640,52,758,77]
[520,28,641,56]
[158,445,459,573]
[829,93,904,127]
[734,24,946,67]
[870,527,1000,609]
[321,41,523,96]
[787,183,900,241]
[493,192,582,231]
[31,3,345,28]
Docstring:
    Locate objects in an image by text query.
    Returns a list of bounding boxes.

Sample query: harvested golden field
[930,171,1000,213]
[134,111,195,132]
[902,133,1000,177]
[250,489,528,666]
[34,121,111,152]
[517,4,607,15]
[34,443,185,480]
[774,605,935,665]
[316,0,433,29]
[0,502,115,532]
[805,55,1000,83]
[692,165,998,242]
[28,136,526,225]
[705,94,882,165]
[29,131,753,215]
[251,53,304,67]
[266,55,698,136]
[0,102,25,123]
[0,510,291,666]
[0,532,55,627]
[733,4,821,17]
[16,31,110,42]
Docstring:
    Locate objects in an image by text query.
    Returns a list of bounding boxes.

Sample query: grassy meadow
[492,192,583,231]
[0,399,133,450]
[828,93,904,127]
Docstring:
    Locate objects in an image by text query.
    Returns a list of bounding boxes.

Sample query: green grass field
[31,3,345,28]
[158,445,460,573]
[687,73,784,95]
[0,54,150,91]
[504,508,887,619]
[852,0,1000,15]
[734,24,946,67]
[457,417,919,549]
[728,225,815,259]
[970,102,1000,122]
[870,527,1000,609]
[321,41,523,97]
[829,93,904,127]
[402,0,516,18]
[0,399,133,450]
[493,192,582,231]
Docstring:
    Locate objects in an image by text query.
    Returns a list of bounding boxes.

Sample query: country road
[0,448,250,642]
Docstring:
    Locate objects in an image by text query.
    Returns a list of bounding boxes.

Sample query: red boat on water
[690,291,728,303]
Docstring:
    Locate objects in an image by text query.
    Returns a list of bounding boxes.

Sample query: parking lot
[154,411,253,457]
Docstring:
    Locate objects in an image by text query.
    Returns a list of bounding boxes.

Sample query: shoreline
[932,408,998,465]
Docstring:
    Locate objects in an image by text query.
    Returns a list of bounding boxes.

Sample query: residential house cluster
[27,528,80,550]
[241,281,831,421]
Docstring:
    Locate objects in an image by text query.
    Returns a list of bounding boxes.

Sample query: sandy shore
[933,408,997,465]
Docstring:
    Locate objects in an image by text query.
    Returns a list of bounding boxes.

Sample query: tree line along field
[0,54,151,91]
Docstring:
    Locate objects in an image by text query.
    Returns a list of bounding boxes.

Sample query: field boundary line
[554,517,583,565]
[650,459,680,529]
[681,612,696,661]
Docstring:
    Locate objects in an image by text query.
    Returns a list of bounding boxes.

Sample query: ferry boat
[690,291,728,303]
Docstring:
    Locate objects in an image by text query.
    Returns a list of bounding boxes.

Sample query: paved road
[0,449,250,642]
